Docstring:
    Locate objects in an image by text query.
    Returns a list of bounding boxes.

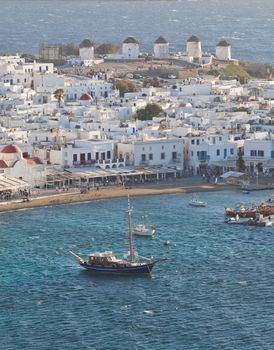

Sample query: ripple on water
[1,191,274,349]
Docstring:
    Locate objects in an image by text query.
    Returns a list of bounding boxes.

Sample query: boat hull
[79,261,156,274]
[132,228,156,236]
[226,207,274,218]
[189,202,206,207]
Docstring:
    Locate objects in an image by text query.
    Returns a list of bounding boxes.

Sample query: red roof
[80,93,92,101]
[0,160,8,168]
[1,144,22,154]
[27,157,43,166]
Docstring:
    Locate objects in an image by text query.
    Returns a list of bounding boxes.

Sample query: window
[87,153,91,161]
[219,136,222,141]
[73,154,77,162]
[149,153,153,160]
[162,145,164,150]
[173,145,176,149]
[191,139,195,145]
[64,152,68,158]
[258,150,264,157]
[172,152,177,160]
[230,148,234,155]
[107,151,111,159]
[250,150,257,157]
[161,153,165,160]
[216,149,220,156]
[213,137,216,144]
[197,151,200,157]
[141,154,146,162]
[142,147,145,151]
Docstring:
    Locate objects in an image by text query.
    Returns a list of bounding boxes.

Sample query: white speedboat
[189,198,207,207]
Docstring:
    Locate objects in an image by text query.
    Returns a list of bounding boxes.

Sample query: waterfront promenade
[0,176,236,213]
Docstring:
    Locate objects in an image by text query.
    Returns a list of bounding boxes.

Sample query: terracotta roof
[154,36,168,44]
[0,160,8,168]
[217,40,231,47]
[27,157,43,166]
[187,35,201,43]
[79,39,95,48]
[123,36,139,44]
[80,93,93,101]
[1,144,22,154]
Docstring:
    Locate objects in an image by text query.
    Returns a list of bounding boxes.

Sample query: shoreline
[0,182,236,213]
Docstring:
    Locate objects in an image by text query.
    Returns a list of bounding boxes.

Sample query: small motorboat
[189,198,207,207]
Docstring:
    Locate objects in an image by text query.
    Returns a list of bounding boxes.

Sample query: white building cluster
[0,51,274,192]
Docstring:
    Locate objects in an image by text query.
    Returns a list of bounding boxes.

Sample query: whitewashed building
[153,36,169,59]
[50,139,125,169]
[216,40,232,61]
[66,78,114,100]
[184,134,238,174]
[122,37,140,59]
[117,138,184,168]
[79,38,95,60]
[0,144,46,187]
[186,35,202,63]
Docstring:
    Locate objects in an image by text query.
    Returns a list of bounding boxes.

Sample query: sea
[1,0,274,64]
[1,190,274,349]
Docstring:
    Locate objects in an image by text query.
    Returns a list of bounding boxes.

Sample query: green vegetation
[241,62,274,79]
[61,43,79,56]
[221,63,251,84]
[136,103,163,121]
[20,53,36,62]
[236,154,246,172]
[54,89,65,107]
[143,78,163,88]
[114,80,140,97]
[95,43,120,55]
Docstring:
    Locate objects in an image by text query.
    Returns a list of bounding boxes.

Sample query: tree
[236,154,246,172]
[61,43,79,56]
[54,89,65,108]
[95,43,119,55]
[136,103,163,121]
[114,80,139,97]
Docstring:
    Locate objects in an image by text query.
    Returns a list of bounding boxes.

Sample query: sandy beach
[0,180,236,213]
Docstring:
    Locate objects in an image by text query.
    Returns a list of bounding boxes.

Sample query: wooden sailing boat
[70,197,161,275]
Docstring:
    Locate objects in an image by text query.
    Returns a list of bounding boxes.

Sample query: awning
[220,171,245,179]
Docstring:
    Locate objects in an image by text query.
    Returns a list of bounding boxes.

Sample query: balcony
[73,158,125,169]
[198,155,210,162]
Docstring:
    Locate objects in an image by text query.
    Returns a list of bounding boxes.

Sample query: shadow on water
[79,269,154,282]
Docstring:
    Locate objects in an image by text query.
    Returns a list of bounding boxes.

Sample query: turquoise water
[1,191,274,349]
[0,0,274,63]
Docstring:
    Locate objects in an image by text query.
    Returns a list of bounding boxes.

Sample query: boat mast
[127,196,134,261]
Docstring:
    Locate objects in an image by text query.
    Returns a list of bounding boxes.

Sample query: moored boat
[189,198,207,207]
[225,201,274,218]
[70,197,163,275]
[132,213,156,237]
[132,224,156,237]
